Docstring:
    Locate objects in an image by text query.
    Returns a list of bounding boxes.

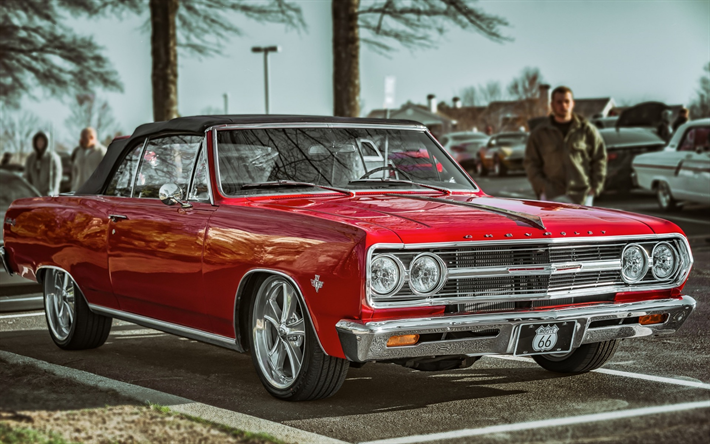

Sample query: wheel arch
[35,265,92,309]
[233,268,326,355]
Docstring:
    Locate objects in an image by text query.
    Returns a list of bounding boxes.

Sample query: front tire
[249,275,349,401]
[532,339,619,373]
[656,181,678,211]
[43,268,112,350]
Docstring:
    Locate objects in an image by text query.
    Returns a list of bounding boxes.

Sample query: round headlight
[621,244,648,283]
[408,254,446,295]
[371,255,403,295]
[652,242,677,280]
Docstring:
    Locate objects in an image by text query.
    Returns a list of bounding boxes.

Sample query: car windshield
[216,127,475,196]
[491,134,527,146]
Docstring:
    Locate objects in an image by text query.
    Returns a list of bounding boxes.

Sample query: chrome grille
[549,244,623,263]
[371,236,690,306]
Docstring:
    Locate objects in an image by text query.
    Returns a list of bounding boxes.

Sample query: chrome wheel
[657,182,676,211]
[45,270,76,341]
[252,277,306,390]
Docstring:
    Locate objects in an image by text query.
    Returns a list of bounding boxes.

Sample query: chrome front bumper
[336,296,696,363]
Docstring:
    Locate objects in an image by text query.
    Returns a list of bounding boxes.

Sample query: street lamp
[251,45,281,114]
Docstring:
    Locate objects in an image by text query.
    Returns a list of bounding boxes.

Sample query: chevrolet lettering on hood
[0,115,695,402]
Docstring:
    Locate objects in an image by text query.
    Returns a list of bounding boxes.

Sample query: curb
[0,350,348,444]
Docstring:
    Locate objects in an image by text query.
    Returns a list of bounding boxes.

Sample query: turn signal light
[387,334,420,347]
[639,314,668,325]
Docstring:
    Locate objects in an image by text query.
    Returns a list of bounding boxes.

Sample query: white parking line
[359,400,710,444]
[491,355,710,390]
[0,312,44,320]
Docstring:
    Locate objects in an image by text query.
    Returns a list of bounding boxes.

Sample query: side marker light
[387,334,420,347]
[639,314,668,325]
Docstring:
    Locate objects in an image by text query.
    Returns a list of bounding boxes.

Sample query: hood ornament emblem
[311,275,324,293]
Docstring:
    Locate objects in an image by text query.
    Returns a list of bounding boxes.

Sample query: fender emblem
[311,275,324,293]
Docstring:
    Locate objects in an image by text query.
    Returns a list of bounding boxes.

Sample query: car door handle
[109,214,128,222]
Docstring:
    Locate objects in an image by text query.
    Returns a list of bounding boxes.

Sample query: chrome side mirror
[159,183,192,209]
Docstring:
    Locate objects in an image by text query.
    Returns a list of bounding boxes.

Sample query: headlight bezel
[621,243,650,283]
[651,241,678,281]
[407,253,448,296]
[370,254,405,296]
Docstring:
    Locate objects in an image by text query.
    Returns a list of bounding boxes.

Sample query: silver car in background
[633,118,710,211]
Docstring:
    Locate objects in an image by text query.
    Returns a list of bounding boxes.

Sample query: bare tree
[459,86,478,107]
[690,62,710,119]
[507,66,544,120]
[332,0,510,117]
[0,0,124,109]
[64,94,121,145]
[0,107,44,155]
[145,0,306,121]
[478,81,504,105]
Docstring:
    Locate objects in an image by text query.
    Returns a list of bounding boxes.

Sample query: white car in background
[633,118,710,211]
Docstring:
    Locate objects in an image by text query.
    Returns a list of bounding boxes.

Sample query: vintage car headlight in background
[621,244,649,283]
[408,253,447,295]
[371,254,405,295]
[652,242,677,280]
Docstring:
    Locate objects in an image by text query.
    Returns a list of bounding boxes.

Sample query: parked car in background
[449,137,489,173]
[476,132,528,176]
[633,118,710,211]
[0,170,43,311]
[598,127,666,193]
[438,131,488,152]
[2,115,696,401]
[592,116,619,129]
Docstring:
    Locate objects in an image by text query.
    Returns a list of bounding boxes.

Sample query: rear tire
[493,156,507,176]
[656,181,678,211]
[249,275,349,401]
[43,268,112,350]
[532,339,620,373]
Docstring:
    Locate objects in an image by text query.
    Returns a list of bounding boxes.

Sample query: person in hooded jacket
[24,131,62,196]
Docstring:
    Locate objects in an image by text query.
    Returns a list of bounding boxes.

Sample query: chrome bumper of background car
[336,296,696,363]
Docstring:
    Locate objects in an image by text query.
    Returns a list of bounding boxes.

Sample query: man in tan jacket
[524,86,607,205]
[71,127,106,191]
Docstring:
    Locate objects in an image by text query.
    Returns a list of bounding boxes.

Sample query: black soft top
[76,114,423,195]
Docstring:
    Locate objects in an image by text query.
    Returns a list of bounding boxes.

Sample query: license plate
[514,321,577,356]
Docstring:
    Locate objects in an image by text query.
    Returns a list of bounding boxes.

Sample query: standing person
[657,110,673,142]
[524,86,607,206]
[71,127,106,191]
[24,131,62,196]
[672,108,689,132]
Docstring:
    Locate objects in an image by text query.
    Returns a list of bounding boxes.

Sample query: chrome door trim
[233,268,326,354]
[87,304,240,351]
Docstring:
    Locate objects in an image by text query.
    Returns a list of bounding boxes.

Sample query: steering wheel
[359,165,413,180]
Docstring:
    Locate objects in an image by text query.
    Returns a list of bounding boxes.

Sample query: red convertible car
[1,116,695,401]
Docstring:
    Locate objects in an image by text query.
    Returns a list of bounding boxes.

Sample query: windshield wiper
[240,180,355,197]
[348,179,452,195]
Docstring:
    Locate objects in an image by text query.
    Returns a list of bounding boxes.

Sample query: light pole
[251,45,280,114]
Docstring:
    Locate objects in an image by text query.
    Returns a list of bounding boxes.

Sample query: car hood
[252,194,662,243]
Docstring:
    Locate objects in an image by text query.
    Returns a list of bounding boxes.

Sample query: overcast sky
[19,0,710,146]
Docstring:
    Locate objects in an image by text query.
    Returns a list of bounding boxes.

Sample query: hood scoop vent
[390,195,547,230]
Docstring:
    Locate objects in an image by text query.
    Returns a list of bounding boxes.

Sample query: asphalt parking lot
[1,250,708,443]
[2,176,709,443]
